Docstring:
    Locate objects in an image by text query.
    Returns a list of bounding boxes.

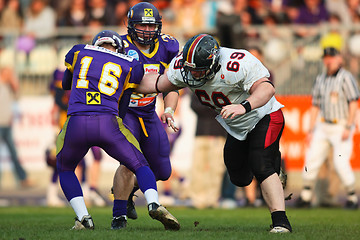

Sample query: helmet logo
[207,54,213,60]
[144,8,153,17]
[184,61,196,68]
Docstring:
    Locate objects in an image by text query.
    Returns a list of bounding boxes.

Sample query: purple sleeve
[62,69,73,90]
[129,62,144,84]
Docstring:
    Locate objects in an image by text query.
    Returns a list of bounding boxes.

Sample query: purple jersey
[64,44,144,116]
[121,34,179,117]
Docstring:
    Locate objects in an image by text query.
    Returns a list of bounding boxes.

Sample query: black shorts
[224,109,284,186]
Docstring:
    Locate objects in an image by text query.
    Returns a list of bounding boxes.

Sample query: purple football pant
[124,111,172,181]
[56,115,155,201]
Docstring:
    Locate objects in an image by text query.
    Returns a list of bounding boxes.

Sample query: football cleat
[148,202,180,231]
[111,216,127,230]
[295,197,311,208]
[127,193,138,220]
[72,215,94,230]
[344,200,358,210]
[269,226,291,233]
[279,167,287,189]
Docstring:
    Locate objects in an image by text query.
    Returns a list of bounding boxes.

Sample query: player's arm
[135,71,181,94]
[221,78,275,119]
[54,87,68,111]
[62,45,81,90]
[161,91,180,132]
[62,69,73,90]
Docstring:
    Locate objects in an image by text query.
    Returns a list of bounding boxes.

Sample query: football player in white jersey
[136,34,292,233]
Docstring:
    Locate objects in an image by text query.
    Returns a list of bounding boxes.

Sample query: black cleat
[148,202,180,231]
[344,200,358,210]
[111,216,127,229]
[72,215,94,230]
[295,197,311,208]
[127,194,138,220]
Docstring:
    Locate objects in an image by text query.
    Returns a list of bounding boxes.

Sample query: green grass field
[1,206,360,240]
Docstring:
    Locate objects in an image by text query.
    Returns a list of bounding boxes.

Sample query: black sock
[271,211,292,232]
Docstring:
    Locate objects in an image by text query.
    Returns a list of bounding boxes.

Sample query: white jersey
[167,47,284,140]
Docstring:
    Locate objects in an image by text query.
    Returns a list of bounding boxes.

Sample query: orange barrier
[277,95,360,170]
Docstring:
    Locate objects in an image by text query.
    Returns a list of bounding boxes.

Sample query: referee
[297,47,359,209]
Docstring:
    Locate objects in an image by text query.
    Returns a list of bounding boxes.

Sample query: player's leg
[56,116,94,230]
[298,124,330,206]
[247,110,291,233]
[112,112,143,221]
[140,113,172,181]
[331,126,358,208]
[140,114,173,205]
[102,116,180,230]
[112,164,136,229]
[88,146,106,206]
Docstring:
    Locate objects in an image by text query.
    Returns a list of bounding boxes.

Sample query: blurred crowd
[0,0,359,44]
[1,0,360,92]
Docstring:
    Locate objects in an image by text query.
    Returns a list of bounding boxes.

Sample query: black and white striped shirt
[312,68,359,122]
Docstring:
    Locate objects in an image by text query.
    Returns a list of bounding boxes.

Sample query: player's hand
[220,104,245,119]
[342,128,350,141]
[161,112,179,132]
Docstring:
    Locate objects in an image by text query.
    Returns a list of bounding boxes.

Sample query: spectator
[295,0,329,24]
[216,0,263,49]
[114,0,129,32]
[58,0,90,27]
[0,66,34,188]
[0,0,23,31]
[293,0,329,38]
[326,0,351,24]
[171,0,207,41]
[88,0,115,26]
[346,0,360,23]
[23,0,56,42]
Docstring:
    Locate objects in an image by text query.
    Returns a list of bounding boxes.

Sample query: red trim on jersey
[187,34,207,63]
[264,109,284,148]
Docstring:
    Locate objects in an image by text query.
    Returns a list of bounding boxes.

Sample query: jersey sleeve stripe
[65,50,80,73]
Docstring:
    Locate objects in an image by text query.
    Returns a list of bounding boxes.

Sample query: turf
[1,206,360,240]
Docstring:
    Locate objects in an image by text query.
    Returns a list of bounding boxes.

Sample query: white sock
[144,188,159,205]
[69,196,89,220]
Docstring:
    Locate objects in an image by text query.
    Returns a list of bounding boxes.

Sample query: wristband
[240,100,252,113]
[164,107,175,117]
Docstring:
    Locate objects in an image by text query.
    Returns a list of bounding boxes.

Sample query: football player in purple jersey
[111,2,180,229]
[136,34,292,233]
[56,30,180,231]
